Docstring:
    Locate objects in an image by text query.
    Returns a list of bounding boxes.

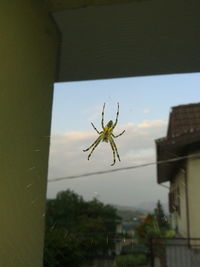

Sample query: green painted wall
[0,1,59,266]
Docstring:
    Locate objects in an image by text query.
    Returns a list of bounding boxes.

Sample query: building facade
[156,103,200,238]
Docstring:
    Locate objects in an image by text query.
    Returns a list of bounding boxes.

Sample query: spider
[83,103,125,166]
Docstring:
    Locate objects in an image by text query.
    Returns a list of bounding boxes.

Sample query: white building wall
[174,170,188,237]
[170,155,200,239]
[187,156,200,238]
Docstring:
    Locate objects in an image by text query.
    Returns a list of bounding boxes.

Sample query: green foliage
[134,201,174,267]
[43,229,83,267]
[154,200,169,230]
[121,244,149,255]
[135,201,171,244]
[44,190,120,266]
[135,214,160,246]
[116,253,148,267]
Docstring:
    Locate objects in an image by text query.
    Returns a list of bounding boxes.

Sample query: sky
[47,72,200,210]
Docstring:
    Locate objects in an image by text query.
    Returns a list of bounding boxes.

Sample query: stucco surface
[0,1,58,266]
[187,157,200,238]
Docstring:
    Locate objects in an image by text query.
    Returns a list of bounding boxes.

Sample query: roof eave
[156,133,200,183]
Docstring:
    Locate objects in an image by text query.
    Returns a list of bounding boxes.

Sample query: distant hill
[113,201,168,214]
[137,201,168,214]
[116,209,145,222]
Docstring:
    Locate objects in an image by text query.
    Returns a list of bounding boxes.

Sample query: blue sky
[52,73,200,133]
[48,73,200,209]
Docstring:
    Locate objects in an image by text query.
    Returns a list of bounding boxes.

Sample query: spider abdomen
[102,137,109,142]
[102,127,112,142]
[102,132,109,142]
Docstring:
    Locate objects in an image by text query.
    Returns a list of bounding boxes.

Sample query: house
[156,103,200,238]
[1,0,200,265]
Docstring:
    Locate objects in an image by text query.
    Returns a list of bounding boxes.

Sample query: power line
[48,152,200,183]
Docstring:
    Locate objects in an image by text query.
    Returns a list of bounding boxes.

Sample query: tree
[43,228,83,267]
[135,201,173,267]
[154,200,169,230]
[44,190,120,266]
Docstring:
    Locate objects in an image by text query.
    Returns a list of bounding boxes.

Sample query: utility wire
[48,152,200,183]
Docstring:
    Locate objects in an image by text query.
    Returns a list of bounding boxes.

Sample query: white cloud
[49,119,167,175]
[143,109,151,114]
[138,120,166,129]
[47,119,168,207]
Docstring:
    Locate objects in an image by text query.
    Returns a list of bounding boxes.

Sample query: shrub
[116,253,148,267]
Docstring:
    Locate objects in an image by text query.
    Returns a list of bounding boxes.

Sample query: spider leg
[112,102,119,129]
[112,130,125,138]
[110,137,121,162]
[83,135,102,152]
[109,139,116,166]
[101,103,106,130]
[87,138,102,160]
[91,122,101,134]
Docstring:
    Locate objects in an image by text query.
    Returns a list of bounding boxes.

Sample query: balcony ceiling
[46,0,138,11]
[52,0,200,81]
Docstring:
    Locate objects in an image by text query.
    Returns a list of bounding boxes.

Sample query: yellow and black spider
[83,103,125,166]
